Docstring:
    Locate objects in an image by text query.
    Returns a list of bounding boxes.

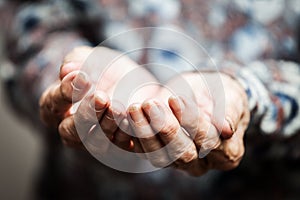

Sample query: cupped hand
[39,46,159,151]
[127,72,250,175]
[39,45,250,176]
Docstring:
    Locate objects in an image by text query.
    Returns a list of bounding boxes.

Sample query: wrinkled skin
[39,46,250,176]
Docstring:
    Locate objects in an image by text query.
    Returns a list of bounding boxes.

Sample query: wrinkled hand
[39,46,159,151]
[127,72,250,176]
[39,46,250,176]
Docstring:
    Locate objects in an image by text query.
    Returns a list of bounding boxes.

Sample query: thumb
[215,73,249,139]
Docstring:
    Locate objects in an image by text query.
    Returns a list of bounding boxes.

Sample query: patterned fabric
[237,60,300,137]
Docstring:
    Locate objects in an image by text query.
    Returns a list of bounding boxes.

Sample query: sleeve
[232,60,300,138]
[0,0,103,122]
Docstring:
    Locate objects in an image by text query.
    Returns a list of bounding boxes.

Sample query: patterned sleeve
[234,60,300,138]
[0,0,103,121]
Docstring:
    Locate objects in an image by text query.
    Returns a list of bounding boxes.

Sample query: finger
[41,71,90,116]
[74,91,110,141]
[128,103,170,168]
[39,71,91,126]
[84,124,111,156]
[206,127,244,170]
[168,96,221,158]
[57,71,91,111]
[63,46,93,63]
[59,115,85,149]
[58,92,108,146]
[60,46,93,80]
[100,101,126,141]
[60,62,82,80]
[143,100,198,165]
[207,110,249,170]
[216,74,248,139]
[168,95,200,134]
[113,118,133,151]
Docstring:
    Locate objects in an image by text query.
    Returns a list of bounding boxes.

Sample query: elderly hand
[39,46,159,151]
[39,46,249,175]
[127,72,250,176]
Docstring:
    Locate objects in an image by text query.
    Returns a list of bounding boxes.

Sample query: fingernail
[225,116,236,132]
[93,92,108,111]
[72,72,88,91]
[119,118,130,132]
[219,117,235,139]
[148,103,162,119]
[169,95,177,101]
[129,104,139,113]
[128,104,142,122]
[170,95,185,111]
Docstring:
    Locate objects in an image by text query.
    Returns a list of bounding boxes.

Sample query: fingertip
[127,103,143,123]
[60,62,81,80]
[93,91,109,111]
[142,99,155,110]
[141,99,159,115]
[220,117,236,139]
[168,95,184,111]
[128,103,141,114]
[60,70,91,103]
[168,95,184,121]
[144,100,164,121]
[221,131,233,139]
[72,71,90,91]
[109,100,126,117]
[168,95,178,103]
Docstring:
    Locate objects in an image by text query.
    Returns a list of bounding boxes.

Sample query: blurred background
[0,33,42,200]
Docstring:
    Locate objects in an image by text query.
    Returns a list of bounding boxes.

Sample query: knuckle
[193,126,209,142]
[183,123,198,137]
[60,84,72,103]
[219,143,244,171]
[150,157,170,168]
[160,122,179,138]
[133,119,147,127]
[80,110,95,122]
[58,120,76,140]
[178,149,198,164]
[58,122,68,137]
[202,138,221,151]
[193,134,206,147]
[224,143,245,163]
